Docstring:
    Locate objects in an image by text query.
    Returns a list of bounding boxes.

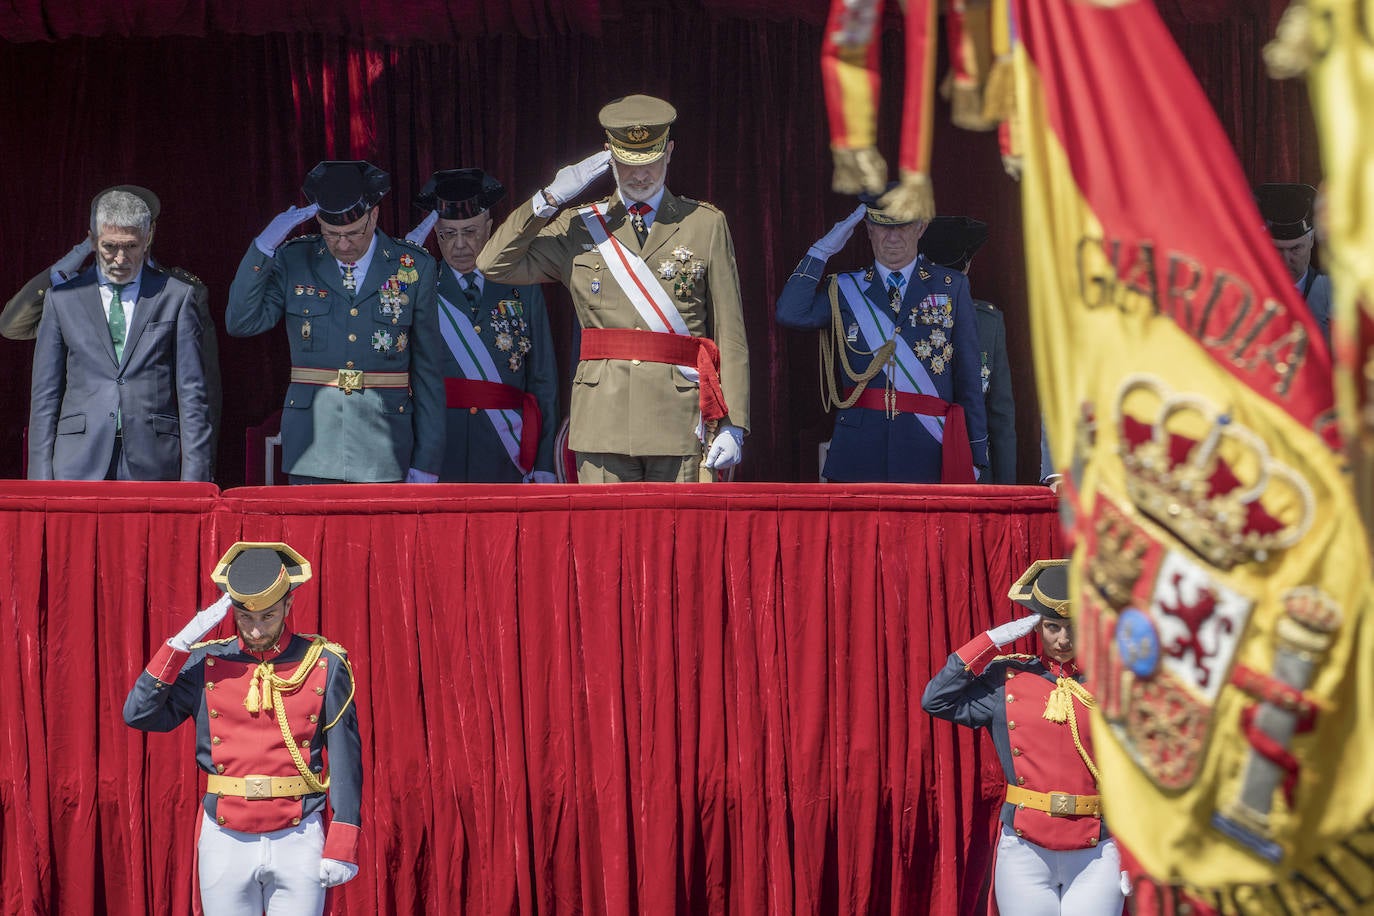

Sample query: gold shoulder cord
[242,637,345,793]
[818,276,896,412]
[1042,677,1102,784]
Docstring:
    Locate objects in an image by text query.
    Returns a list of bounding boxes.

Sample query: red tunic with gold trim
[921,631,1106,852]
[123,625,362,863]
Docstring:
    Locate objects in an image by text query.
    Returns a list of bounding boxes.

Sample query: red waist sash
[579,327,728,423]
[842,387,975,484]
[444,378,541,474]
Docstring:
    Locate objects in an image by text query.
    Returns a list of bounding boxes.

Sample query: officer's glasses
[321,226,372,244]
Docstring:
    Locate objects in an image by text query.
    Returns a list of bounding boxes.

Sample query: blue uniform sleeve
[123,644,202,733]
[921,651,1000,729]
[949,278,989,470]
[404,250,446,475]
[321,645,363,862]
[774,255,832,330]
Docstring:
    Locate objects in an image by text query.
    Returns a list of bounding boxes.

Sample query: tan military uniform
[478,189,749,456]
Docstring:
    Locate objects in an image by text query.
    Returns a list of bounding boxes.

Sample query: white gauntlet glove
[704,425,744,470]
[987,613,1042,648]
[543,150,613,207]
[319,858,358,888]
[405,211,438,246]
[806,203,868,261]
[168,594,234,652]
[254,203,320,257]
[49,238,94,285]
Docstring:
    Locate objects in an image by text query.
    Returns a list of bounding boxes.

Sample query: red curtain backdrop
[0,482,1059,915]
[0,1,1315,488]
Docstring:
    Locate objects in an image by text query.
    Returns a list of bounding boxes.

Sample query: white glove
[525,470,557,484]
[254,203,320,257]
[987,613,1042,648]
[704,425,744,470]
[319,858,358,888]
[405,468,439,484]
[49,238,94,285]
[806,203,868,261]
[168,594,234,652]
[543,150,613,206]
[405,211,438,246]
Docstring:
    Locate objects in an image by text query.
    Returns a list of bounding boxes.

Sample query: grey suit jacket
[28,266,211,480]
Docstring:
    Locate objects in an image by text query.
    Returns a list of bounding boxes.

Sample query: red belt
[579,328,728,422]
[842,387,975,484]
[444,378,541,474]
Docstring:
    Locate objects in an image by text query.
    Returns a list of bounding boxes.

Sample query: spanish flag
[1268,0,1374,546]
[1013,0,1374,910]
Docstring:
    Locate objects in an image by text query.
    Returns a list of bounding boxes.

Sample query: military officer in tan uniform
[2,184,223,470]
[477,94,749,483]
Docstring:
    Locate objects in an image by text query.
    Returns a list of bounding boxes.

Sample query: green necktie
[108,283,128,362]
[462,272,480,309]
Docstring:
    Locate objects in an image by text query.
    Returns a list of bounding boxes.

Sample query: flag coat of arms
[1009,0,1374,910]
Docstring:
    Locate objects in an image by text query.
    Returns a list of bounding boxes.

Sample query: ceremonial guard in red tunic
[124,542,362,915]
[922,560,1126,915]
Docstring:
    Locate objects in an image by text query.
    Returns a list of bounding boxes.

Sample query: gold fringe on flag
[877,169,936,224]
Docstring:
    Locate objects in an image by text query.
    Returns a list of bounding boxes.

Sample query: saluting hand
[806,203,869,261]
[987,613,1042,648]
[543,150,613,207]
[49,238,94,285]
[168,594,234,652]
[405,211,439,246]
[254,203,321,257]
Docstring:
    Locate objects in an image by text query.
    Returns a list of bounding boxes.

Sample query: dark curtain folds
[0,482,1059,914]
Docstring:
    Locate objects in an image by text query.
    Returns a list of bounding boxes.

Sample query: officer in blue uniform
[1256,182,1331,344]
[775,192,988,483]
[407,168,559,483]
[227,160,445,483]
[919,216,1017,484]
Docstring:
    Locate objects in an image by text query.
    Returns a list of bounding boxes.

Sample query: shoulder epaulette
[394,236,430,253]
[166,265,206,288]
[991,652,1038,664]
[974,299,1001,315]
[190,634,239,650]
[280,234,320,248]
[304,634,350,659]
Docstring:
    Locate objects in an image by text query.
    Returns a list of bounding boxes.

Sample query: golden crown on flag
[1114,375,1315,571]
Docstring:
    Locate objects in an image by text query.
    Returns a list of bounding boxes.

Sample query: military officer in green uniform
[919,216,1017,484]
[2,184,224,473]
[226,161,445,483]
[406,168,559,483]
[477,94,749,483]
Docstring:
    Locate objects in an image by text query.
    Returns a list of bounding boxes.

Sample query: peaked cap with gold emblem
[211,542,312,611]
[1008,559,1072,621]
[599,94,677,165]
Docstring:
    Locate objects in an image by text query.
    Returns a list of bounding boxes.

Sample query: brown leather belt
[1005,784,1102,817]
[289,367,410,394]
[206,773,315,800]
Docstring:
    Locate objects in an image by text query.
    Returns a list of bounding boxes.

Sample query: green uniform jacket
[477,190,749,456]
[974,300,1017,485]
[226,232,445,481]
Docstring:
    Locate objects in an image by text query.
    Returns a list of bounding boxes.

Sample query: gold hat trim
[1007,559,1072,614]
[211,541,313,611]
[606,128,671,164]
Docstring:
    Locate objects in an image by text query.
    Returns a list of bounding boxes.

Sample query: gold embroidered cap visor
[1008,559,1073,620]
[211,542,313,611]
[599,94,677,165]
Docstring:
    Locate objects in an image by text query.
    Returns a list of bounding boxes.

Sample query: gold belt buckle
[1049,792,1075,816]
[336,368,364,394]
[245,776,273,800]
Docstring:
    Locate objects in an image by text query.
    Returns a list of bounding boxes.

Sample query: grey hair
[91,190,152,237]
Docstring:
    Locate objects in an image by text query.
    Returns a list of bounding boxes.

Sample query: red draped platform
[0,482,1059,915]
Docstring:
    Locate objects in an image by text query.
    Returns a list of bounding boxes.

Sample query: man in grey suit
[4,184,223,475]
[407,168,560,483]
[226,160,445,484]
[28,189,211,481]
[1257,182,1331,344]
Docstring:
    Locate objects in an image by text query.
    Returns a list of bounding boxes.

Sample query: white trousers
[197,810,326,916]
[994,823,1125,916]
